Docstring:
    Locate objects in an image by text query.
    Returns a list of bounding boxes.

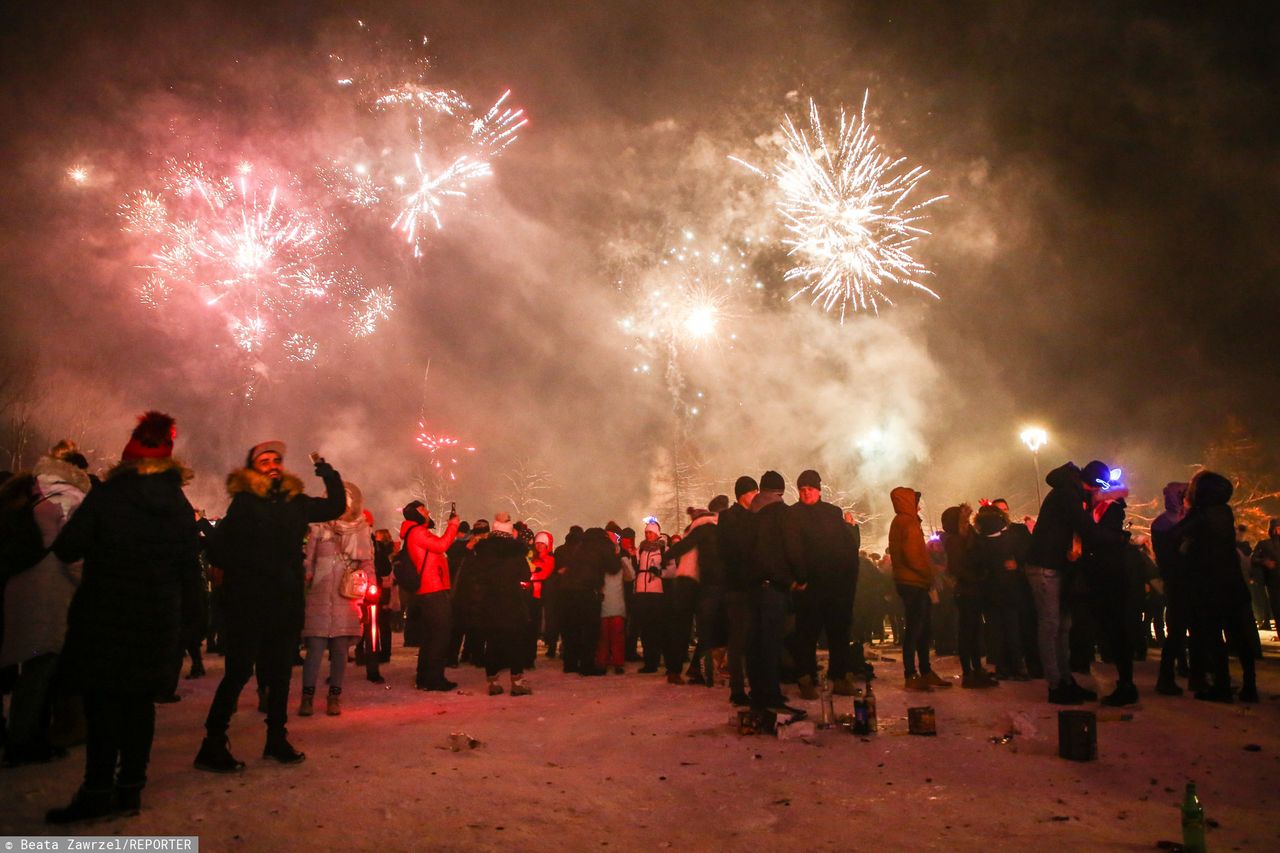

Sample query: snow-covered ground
[3,638,1278,851]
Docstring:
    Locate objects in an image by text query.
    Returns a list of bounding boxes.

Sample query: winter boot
[1047,684,1084,705]
[488,677,505,696]
[326,686,341,716]
[1155,676,1184,696]
[45,787,114,825]
[796,675,819,701]
[666,672,685,685]
[510,675,532,696]
[186,662,205,679]
[1066,679,1097,701]
[1101,682,1139,707]
[1239,669,1259,704]
[262,734,305,764]
[904,674,932,692]
[193,735,246,773]
[298,686,315,717]
[113,784,142,817]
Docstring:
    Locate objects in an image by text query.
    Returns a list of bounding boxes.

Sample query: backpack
[393,524,425,593]
[0,473,49,580]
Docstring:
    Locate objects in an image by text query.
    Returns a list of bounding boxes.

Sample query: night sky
[1,1,1276,538]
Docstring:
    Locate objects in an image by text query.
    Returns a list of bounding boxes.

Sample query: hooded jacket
[398,516,461,595]
[561,527,613,592]
[1250,519,1280,575]
[749,490,795,588]
[206,464,346,629]
[1151,482,1189,582]
[52,457,200,693]
[302,513,372,639]
[784,498,860,588]
[888,487,932,588]
[1172,472,1248,611]
[0,457,90,668]
[941,506,981,592]
[1025,462,1121,572]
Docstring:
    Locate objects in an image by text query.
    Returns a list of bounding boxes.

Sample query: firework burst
[121,159,391,363]
[736,93,945,320]
[415,424,476,482]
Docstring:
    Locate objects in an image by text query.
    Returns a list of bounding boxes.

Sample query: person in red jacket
[527,532,555,667]
[398,501,460,691]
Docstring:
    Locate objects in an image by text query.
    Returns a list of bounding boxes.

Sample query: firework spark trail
[121,159,391,362]
[416,424,476,482]
[392,153,492,257]
[736,92,945,320]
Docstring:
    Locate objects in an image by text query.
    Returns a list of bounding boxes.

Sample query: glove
[314,458,338,480]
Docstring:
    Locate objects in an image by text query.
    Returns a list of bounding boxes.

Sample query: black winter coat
[717,502,755,592]
[205,466,345,631]
[784,500,859,589]
[749,492,795,588]
[560,528,613,592]
[1026,463,1122,572]
[1078,498,1131,593]
[52,458,200,694]
[1171,473,1248,613]
[473,535,532,633]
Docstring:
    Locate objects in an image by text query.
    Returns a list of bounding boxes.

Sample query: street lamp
[1020,427,1048,507]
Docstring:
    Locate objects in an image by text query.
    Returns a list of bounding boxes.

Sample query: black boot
[193,735,246,773]
[263,734,305,764]
[113,785,142,817]
[46,787,114,825]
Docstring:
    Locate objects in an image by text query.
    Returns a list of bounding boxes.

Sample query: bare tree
[500,456,553,528]
[408,461,454,524]
[1199,416,1280,540]
[0,350,38,471]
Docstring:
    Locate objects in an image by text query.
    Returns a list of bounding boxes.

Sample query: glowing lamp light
[1019,427,1048,453]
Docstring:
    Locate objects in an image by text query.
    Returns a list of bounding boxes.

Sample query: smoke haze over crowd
[1,1,1276,541]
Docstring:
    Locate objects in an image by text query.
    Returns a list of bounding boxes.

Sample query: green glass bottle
[1181,782,1206,853]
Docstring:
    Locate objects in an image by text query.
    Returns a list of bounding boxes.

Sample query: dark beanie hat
[760,470,785,493]
[734,475,759,498]
[708,494,730,513]
[797,469,821,490]
[1080,460,1110,487]
[402,500,425,521]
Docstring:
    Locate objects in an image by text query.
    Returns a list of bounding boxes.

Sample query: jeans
[302,636,353,692]
[896,584,933,677]
[747,584,788,706]
[414,591,452,687]
[1025,565,1071,688]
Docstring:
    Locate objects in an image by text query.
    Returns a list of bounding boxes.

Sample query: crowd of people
[0,410,1273,826]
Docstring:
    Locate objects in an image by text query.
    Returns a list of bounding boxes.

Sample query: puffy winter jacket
[888,487,932,589]
[1026,462,1121,572]
[784,498,860,588]
[749,491,795,588]
[398,517,460,595]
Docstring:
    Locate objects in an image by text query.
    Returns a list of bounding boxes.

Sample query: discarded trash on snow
[442,732,482,752]
[776,719,816,741]
[1057,710,1097,762]
[907,706,937,736]
[736,708,778,735]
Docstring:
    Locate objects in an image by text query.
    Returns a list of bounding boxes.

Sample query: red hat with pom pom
[122,411,176,461]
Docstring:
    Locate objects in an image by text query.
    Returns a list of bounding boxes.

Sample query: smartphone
[450,501,457,514]
[309,451,321,464]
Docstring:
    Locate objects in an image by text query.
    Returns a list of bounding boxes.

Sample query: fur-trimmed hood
[106,456,193,485]
[226,467,305,500]
[34,455,92,494]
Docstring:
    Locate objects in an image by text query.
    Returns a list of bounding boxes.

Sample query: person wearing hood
[195,440,346,772]
[785,470,862,698]
[1024,461,1125,705]
[473,513,534,696]
[298,483,373,717]
[545,526,583,659]
[399,500,462,692]
[746,470,801,712]
[1172,470,1258,703]
[45,413,200,824]
[1250,518,1280,641]
[972,503,1031,682]
[1,441,91,767]
[1076,461,1139,706]
[889,487,950,691]
[559,527,613,676]
[632,521,669,674]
